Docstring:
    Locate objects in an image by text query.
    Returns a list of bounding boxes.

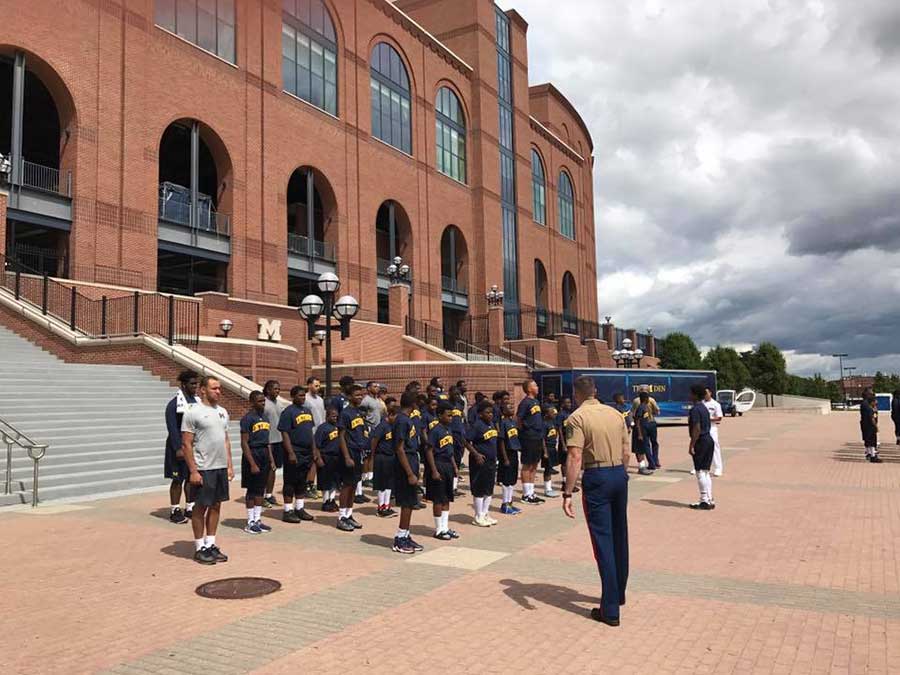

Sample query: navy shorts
[426,458,455,504]
[196,468,229,506]
[393,453,421,508]
[520,436,544,465]
[470,457,497,498]
[317,454,342,492]
[692,435,715,472]
[373,453,395,491]
[337,451,363,487]
[497,451,519,486]
[283,453,312,492]
[270,442,285,469]
[241,447,270,493]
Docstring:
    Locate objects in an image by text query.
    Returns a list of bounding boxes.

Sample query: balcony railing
[0,156,72,197]
[287,232,335,262]
[441,275,467,295]
[158,193,231,237]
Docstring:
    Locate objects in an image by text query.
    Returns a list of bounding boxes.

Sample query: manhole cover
[196,577,281,600]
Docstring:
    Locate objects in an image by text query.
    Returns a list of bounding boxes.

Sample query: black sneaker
[347,516,362,529]
[263,496,279,508]
[550,468,560,475]
[433,531,452,541]
[407,537,424,552]
[283,510,302,523]
[383,507,397,518]
[376,506,391,518]
[353,494,369,504]
[523,495,541,505]
[871,455,883,464]
[392,536,415,554]
[297,508,314,521]
[207,544,228,562]
[322,500,338,512]
[169,508,187,524]
[185,509,193,519]
[362,479,374,488]
[194,547,217,565]
[412,501,426,510]
[447,529,460,539]
[690,501,715,510]
[590,607,619,626]
[336,517,355,532]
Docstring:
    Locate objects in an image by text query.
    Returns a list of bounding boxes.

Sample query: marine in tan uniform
[562,375,630,627]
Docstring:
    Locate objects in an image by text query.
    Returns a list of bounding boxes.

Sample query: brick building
[0,0,655,388]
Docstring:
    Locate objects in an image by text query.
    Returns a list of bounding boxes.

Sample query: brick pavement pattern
[3,411,900,674]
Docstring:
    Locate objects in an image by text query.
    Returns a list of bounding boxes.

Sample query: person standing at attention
[518,379,547,505]
[262,380,284,508]
[562,375,630,626]
[891,389,900,446]
[304,376,326,498]
[164,369,199,524]
[703,387,724,477]
[688,385,717,508]
[860,387,881,463]
[182,376,233,565]
[239,391,273,535]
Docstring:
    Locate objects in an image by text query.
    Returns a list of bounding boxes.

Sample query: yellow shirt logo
[409,426,417,438]
[428,419,439,430]
[351,417,364,429]
[451,409,462,417]
[547,428,557,438]
[251,421,270,433]
[410,409,421,418]
[439,435,453,448]
[328,429,339,441]
[530,404,541,415]
[295,413,313,425]
[482,429,498,440]
[385,431,393,441]
[507,427,518,438]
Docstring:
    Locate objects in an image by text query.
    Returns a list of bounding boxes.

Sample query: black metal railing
[441,275,468,295]
[1,254,200,347]
[158,183,231,237]
[501,305,601,343]
[287,232,335,262]
[0,157,72,197]
[6,243,68,279]
[405,316,535,368]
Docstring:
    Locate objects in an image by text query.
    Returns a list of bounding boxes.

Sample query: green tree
[658,332,702,370]
[702,346,751,390]
[873,371,889,392]
[744,342,787,395]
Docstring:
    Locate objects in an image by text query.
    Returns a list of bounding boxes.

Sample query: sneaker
[458,462,466,470]
[412,501,426,510]
[637,468,654,476]
[353,494,369,504]
[263,496,279,508]
[392,536,415,554]
[433,530,452,541]
[282,510,302,523]
[472,515,490,527]
[185,508,193,518]
[376,506,389,518]
[690,469,697,475]
[407,537,424,552]
[297,508,314,521]
[347,516,363,529]
[509,505,522,515]
[448,529,460,539]
[712,471,723,477]
[500,503,516,515]
[208,544,228,562]
[871,455,884,464]
[193,547,217,565]
[485,515,498,526]
[169,508,187,524]
[550,468,560,475]
[362,479,374,488]
[322,500,338,512]
[689,501,715,510]
[590,607,620,627]
[383,507,397,518]
[523,495,541,505]
[336,517,355,532]
[544,489,560,499]
[244,521,262,534]
[256,520,272,532]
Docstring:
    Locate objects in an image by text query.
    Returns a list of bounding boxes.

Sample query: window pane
[324,48,336,83]
[297,33,310,68]
[297,0,311,24]
[325,82,337,115]
[391,90,401,146]
[217,21,234,61]
[310,40,323,75]
[310,0,324,34]
[283,57,296,95]
[389,49,401,85]
[219,0,234,21]
[176,0,197,42]
[198,7,216,53]
[282,24,295,57]
[401,96,411,152]
[156,0,176,29]
[371,79,381,139]
[380,86,391,142]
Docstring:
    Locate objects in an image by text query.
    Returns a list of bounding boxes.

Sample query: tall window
[558,171,575,239]
[435,87,466,183]
[282,0,338,116]
[155,0,236,63]
[370,43,412,154]
[531,149,546,225]
[562,271,577,332]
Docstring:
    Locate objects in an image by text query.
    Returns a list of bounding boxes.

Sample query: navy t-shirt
[468,419,499,462]
[428,422,455,461]
[689,402,712,437]
[314,422,341,456]
[635,403,653,431]
[422,409,440,434]
[339,405,369,452]
[371,419,394,456]
[240,411,271,451]
[517,397,544,439]
[499,418,522,452]
[544,419,559,453]
[860,399,876,429]
[328,393,349,412]
[278,404,315,452]
[409,408,426,442]
[557,408,571,430]
[449,404,466,439]
[394,411,421,455]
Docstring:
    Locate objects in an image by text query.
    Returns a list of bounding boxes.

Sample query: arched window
[435,87,466,183]
[534,259,549,336]
[562,271,577,332]
[441,226,468,294]
[282,0,338,115]
[558,171,575,239]
[370,43,412,154]
[531,150,546,225]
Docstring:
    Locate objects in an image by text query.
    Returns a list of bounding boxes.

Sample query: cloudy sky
[498,0,900,378]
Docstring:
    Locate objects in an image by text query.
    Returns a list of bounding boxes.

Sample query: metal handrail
[1,417,48,507]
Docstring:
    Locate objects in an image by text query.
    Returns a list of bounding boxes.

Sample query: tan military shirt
[564,399,629,467]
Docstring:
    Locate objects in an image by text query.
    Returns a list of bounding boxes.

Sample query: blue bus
[532,368,718,422]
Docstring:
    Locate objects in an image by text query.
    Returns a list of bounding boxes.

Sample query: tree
[873,371,889,393]
[702,346,751,390]
[744,342,787,396]
[658,332,702,370]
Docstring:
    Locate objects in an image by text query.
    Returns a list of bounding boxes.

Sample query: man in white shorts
[703,387,724,477]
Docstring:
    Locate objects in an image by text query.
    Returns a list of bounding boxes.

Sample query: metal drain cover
[196,577,281,600]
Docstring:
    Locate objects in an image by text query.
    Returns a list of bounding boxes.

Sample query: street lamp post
[832,353,849,407]
[387,256,410,285]
[486,284,504,307]
[612,337,644,369]
[298,272,359,397]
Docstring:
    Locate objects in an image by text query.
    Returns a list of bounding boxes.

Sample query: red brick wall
[0,0,599,334]
[0,192,6,254]
[196,340,300,391]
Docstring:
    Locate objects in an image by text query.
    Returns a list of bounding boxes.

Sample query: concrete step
[8,447,245,477]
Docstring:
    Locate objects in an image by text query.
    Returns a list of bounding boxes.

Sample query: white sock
[265,493,273,499]
[186,502,195,511]
[204,535,215,547]
[356,481,363,496]
[434,515,443,532]
[639,459,648,469]
[339,508,348,518]
[367,472,375,480]
[347,507,353,518]
[294,499,304,510]
[247,508,255,524]
[378,491,387,507]
[697,471,713,503]
[194,538,205,551]
[483,496,492,515]
[473,496,482,518]
[395,528,407,538]
[284,502,295,512]
[545,480,552,493]
[441,510,450,532]
[253,505,262,521]
[453,476,459,490]
[524,483,534,497]
[170,504,179,513]
[384,489,391,504]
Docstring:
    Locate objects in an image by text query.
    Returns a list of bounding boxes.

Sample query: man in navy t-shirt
[337,385,368,531]
[517,379,547,504]
[688,384,716,510]
[467,400,499,527]
[391,391,425,554]
[240,391,273,535]
[314,407,341,512]
[278,386,318,523]
[426,403,459,541]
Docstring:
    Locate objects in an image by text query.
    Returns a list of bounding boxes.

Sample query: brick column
[488,305,504,353]
[388,282,410,328]
[627,329,638,346]
[0,192,6,258]
[647,335,656,358]
[603,322,616,348]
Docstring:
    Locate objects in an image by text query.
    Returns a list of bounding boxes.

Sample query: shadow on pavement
[221,518,249,530]
[642,499,690,509]
[499,579,598,617]
[149,508,175,521]
[160,541,195,560]
[359,533,393,549]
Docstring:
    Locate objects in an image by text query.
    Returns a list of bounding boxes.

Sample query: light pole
[844,366,857,401]
[486,284,504,307]
[832,353,849,406]
[387,256,410,285]
[612,337,644,369]
[298,272,359,398]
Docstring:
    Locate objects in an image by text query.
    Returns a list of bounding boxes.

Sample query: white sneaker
[690,469,696,475]
[472,515,490,527]
[544,489,560,498]
[713,470,723,477]
[485,515,498,526]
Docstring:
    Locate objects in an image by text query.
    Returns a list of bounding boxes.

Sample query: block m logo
[257,318,282,342]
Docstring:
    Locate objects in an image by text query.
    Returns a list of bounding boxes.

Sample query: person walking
[562,375,630,627]
[860,387,881,463]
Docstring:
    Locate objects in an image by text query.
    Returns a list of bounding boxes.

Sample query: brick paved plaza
[4,411,899,675]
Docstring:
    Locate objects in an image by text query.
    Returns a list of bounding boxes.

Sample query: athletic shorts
[520,436,544,465]
[167,457,189,481]
[373,453,395,491]
[240,447,270,491]
[542,445,559,470]
[270,442,285,469]
[692,435,715,472]
[317,454,342,492]
[497,451,519,487]
[195,468,229,506]
[470,457,497,498]
[862,427,877,448]
[425,458,455,504]
[337,450,364,487]
[283,452,312,492]
[393,453,421,508]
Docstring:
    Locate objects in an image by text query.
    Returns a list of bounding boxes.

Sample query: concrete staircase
[0,325,242,506]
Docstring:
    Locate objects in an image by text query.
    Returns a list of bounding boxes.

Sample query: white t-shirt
[181,403,230,470]
[703,399,723,441]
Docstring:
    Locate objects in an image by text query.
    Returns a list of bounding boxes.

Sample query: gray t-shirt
[361,394,382,427]
[181,403,230,471]
[305,393,326,431]
[264,397,284,443]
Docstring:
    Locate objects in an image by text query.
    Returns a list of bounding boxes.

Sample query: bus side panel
[625,373,673,415]
[667,372,718,418]
[582,372,627,404]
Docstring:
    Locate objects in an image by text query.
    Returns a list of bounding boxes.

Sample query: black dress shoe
[871,455,883,463]
[590,608,619,626]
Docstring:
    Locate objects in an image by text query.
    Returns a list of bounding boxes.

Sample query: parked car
[716,388,756,416]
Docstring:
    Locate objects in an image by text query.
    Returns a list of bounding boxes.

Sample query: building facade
[0,0,599,341]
